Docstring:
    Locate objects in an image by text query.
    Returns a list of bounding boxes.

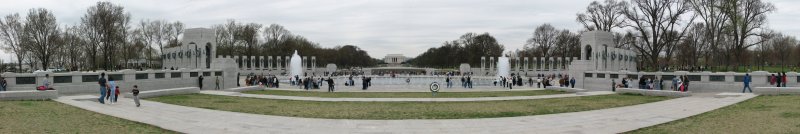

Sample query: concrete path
[55,93,756,134]
[200,90,614,102]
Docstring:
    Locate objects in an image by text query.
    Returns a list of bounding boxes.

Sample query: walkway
[201,90,614,102]
[55,93,756,134]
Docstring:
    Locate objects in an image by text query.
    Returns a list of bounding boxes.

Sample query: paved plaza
[201,90,614,102]
[56,92,755,134]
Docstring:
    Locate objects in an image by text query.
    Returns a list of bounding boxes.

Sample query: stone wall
[1,68,237,95]
[577,71,798,93]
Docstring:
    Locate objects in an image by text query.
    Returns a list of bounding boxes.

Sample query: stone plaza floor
[55,92,756,134]
[200,90,614,102]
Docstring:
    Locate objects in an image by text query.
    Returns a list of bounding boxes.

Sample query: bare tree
[576,0,628,31]
[61,25,85,71]
[213,20,239,56]
[688,0,729,67]
[165,21,183,47]
[236,23,261,68]
[262,24,292,55]
[0,13,27,72]
[525,23,559,60]
[720,0,775,67]
[622,0,694,70]
[81,1,131,71]
[22,8,62,71]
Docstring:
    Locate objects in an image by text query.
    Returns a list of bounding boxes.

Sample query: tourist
[622,78,629,88]
[671,77,678,91]
[215,76,221,90]
[770,74,776,85]
[528,77,533,87]
[132,85,141,107]
[108,77,117,104]
[0,77,6,91]
[326,77,335,92]
[611,79,616,92]
[782,72,788,87]
[501,76,506,88]
[676,76,684,92]
[656,78,663,90]
[273,77,279,88]
[776,73,782,87]
[742,73,752,93]
[446,76,452,88]
[537,77,542,88]
[198,75,204,89]
[638,77,646,89]
[467,76,473,88]
[114,86,120,103]
[236,73,240,87]
[98,73,107,104]
[683,75,690,92]
[461,77,466,88]
[362,76,368,90]
[41,74,51,90]
[570,77,576,88]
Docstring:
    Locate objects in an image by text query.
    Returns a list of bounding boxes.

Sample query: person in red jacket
[770,74,776,85]
[114,86,120,103]
[782,72,788,87]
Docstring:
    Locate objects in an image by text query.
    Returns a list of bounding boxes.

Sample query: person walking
[114,86,120,103]
[108,77,117,104]
[326,77,335,92]
[570,77,576,88]
[132,85,141,107]
[215,76,221,90]
[97,73,108,104]
[742,73,753,93]
[198,75,204,89]
[0,77,6,91]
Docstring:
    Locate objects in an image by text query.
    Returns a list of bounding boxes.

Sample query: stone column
[489,57,495,75]
[285,56,290,71]
[524,57,529,72]
[312,56,317,73]
[276,56,282,71]
[481,57,485,73]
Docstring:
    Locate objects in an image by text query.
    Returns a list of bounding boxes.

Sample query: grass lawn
[0,100,174,133]
[626,95,800,134]
[243,89,567,98]
[148,93,669,120]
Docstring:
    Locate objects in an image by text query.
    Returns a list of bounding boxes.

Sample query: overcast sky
[1,0,799,63]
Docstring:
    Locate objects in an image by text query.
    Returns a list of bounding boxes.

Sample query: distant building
[383,54,408,67]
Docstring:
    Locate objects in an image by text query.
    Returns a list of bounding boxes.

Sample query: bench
[223,86,263,92]
[754,87,800,95]
[545,87,587,93]
[0,90,59,100]
[123,87,199,99]
[616,88,691,97]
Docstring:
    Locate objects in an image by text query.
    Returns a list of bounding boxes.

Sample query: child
[132,85,140,107]
[114,86,120,103]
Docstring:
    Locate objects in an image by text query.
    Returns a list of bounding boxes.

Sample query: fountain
[289,50,303,78]
[496,55,510,79]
